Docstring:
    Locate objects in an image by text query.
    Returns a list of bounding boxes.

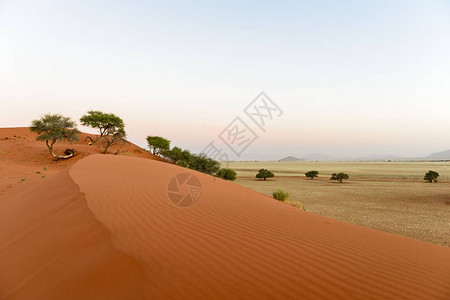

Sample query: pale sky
[1,0,449,160]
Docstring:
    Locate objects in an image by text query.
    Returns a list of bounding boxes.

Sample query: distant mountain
[278,156,304,162]
[426,149,450,159]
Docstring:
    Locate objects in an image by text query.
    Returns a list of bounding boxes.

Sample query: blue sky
[1,0,449,159]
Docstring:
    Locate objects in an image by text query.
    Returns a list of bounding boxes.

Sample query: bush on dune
[161,145,221,176]
[273,189,306,210]
[273,189,289,201]
[216,168,237,181]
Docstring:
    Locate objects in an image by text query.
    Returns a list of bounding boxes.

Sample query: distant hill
[426,149,450,159]
[278,156,304,162]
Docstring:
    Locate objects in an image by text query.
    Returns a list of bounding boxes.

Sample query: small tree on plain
[216,168,237,181]
[30,114,80,160]
[424,170,439,183]
[146,136,170,156]
[305,170,319,180]
[80,111,126,154]
[256,169,275,181]
[330,172,349,183]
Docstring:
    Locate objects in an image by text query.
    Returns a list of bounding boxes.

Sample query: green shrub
[165,146,221,175]
[273,189,289,202]
[216,168,237,181]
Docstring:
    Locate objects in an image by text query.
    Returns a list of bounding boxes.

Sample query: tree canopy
[147,136,171,156]
[188,154,221,175]
[30,114,80,159]
[80,111,126,153]
[305,170,319,180]
[216,168,237,181]
[424,170,439,183]
[162,146,221,175]
[163,146,186,163]
[256,169,275,180]
[330,172,349,183]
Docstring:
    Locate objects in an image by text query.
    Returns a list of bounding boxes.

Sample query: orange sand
[0,127,162,193]
[1,128,449,299]
[1,152,449,299]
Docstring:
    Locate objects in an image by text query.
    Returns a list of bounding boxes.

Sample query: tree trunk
[103,138,111,154]
[48,148,75,160]
[46,140,75,160]
[84,136,100,144]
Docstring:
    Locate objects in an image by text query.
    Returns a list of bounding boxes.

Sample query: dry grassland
[229,161,450,246]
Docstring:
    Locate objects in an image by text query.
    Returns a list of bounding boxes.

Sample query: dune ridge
[1,154,450,299]
[0,167,144,299]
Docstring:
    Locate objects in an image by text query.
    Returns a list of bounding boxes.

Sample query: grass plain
[228,161,450,246]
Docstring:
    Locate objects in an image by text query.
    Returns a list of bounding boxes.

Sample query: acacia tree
[330,172,349,183]
[30,114,80,159]
[80,111,126,154]
[147,136,170,156]
[256,169,275,181]
[305,170,319,180]
[424,170,439,183]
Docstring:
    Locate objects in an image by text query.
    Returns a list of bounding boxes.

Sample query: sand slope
[1,154,450,299]
[0,127,162,193]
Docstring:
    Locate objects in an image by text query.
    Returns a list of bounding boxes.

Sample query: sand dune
[1,154,449,299]
[0,127,162,192]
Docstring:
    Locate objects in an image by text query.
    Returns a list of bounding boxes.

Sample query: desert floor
[229,161,450,246]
